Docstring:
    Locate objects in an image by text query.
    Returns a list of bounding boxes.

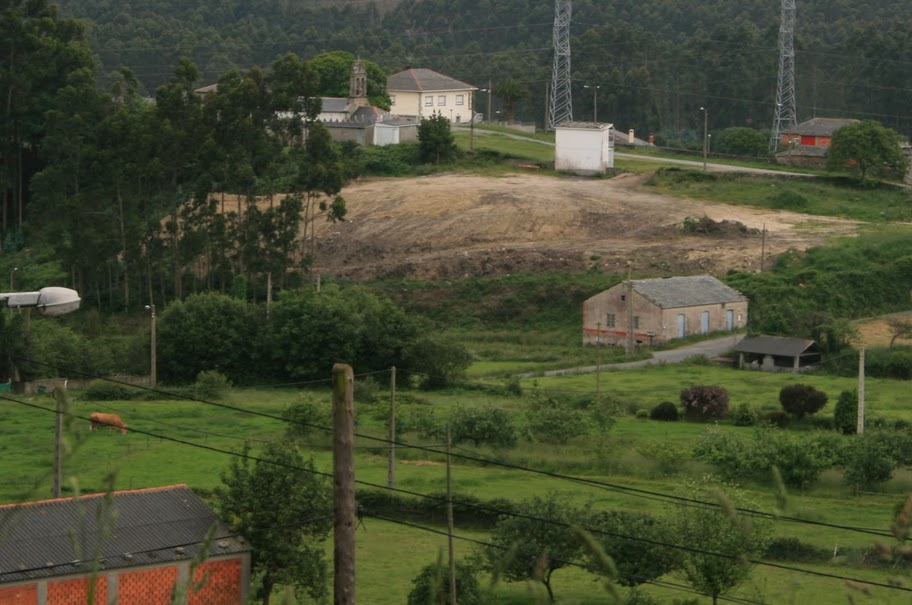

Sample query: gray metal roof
[734,335,820,357]
[320,97,349,113]
[787,117,858,137]
[0,485,247,583]
[631,275,747,308]
[387,68,475,93]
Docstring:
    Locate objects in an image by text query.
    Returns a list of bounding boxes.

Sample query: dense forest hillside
[57,0,912,136]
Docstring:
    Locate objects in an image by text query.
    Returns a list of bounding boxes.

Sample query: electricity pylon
[769,0,797,152]
[548,0,573,130]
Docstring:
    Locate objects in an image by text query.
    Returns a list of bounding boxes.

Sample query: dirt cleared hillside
[312,172,860,280]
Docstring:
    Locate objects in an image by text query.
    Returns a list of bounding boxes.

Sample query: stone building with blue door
[582,275,748,347]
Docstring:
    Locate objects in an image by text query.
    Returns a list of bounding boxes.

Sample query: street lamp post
[470,88,486,151]
[584,84,600,122]
[145,303,157,388]
[9,267,17,290]
[700,106,708,171]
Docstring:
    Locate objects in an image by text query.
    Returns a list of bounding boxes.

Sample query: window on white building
[438,95,446,106]
[425,96,433,107]
[456,95,464,105]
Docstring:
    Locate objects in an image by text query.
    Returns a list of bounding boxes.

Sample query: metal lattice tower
[548,0,573,130]
[769,0,797,152]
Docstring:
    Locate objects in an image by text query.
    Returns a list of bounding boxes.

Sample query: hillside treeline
[1,0,358,311]
[55,0,912,137]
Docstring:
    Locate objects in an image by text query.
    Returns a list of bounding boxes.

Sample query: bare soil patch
[312,172,860,281]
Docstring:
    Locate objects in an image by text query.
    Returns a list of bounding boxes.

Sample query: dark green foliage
[779,384,828,419]
[834,390,859,434]
[761,410,790,428]
[584,510,679,587]
[395,406,442,440]
[732,403,757,426]
[449,405,517,449]
[215,441,332,603]
[767,191,809,210]
[355,489,515,529]
[479,493,583,602]
[826,120,909,181]
[863,348,912,380]
[83,380,141,401]
[764,537,831,562]
[418,113,457,164]
[404,334,473,389]
[407,560,482,605]
[525,394,592,444]
[843,431,900,491]
[157,292,261,385]
[694,426,842,488]
[192,370,230,400]
[266,284,418,382]
[355,143,423,176]
[673,481,771,605]
[714,127,768,157]
[649,401,680,421]
[283,396,332,441]
[680,385,729,420]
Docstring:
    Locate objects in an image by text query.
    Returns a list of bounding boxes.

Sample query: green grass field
[5,354,912,604]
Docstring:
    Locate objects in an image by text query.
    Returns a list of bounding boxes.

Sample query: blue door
[726,309,734,330]
[677,314,686,338]
[701,311,710,334]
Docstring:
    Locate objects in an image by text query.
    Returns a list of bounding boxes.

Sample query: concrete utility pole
[145,303,157,388]
[700,106,709,171]
[332,363,356,605]
[857,348,866,435]
[595,321,602,399]
[387,366,396,489]
[53,388,66,498]
[446,425,457,605]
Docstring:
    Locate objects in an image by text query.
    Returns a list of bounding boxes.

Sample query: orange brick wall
[47,576,107,605]
[0,584,37,605]
[188,558,242,605]
[117,566,179,604]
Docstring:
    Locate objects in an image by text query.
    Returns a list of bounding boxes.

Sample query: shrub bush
[834,390,858,434]
[193,370,230,400]
[650,401,680,421]
[680,385,729,420]
[396,406,442,440]
[525,395,591,444]
[764,537,830,562]
[283,396,333,440]
[768,191,809,210]
[450,406,517,449]
[407,561,482,605]
[779,384,828,419]
[732,403,757,426]
[762,410,790,428]
[635,409,649,420]
[843,432,899,492]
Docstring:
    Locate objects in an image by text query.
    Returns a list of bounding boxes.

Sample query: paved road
[463,127,811,177]
[519,334,744,378]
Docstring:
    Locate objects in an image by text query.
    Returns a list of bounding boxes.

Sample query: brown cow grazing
[89,412,128,434]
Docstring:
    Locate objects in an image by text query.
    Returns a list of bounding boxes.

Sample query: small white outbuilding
[554,122,614,175]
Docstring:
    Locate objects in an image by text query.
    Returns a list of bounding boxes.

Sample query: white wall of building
[390,90,475,123]
[555,124,614,174]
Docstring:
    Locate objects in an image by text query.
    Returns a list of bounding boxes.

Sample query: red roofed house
[0,485,249,604]
[387,68,478,124]
[775,117,858,168]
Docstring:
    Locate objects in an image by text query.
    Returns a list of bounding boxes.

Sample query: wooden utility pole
[760,223,767,272]
[52,388,65,498]
[446,425,457,605]
[387,366,396,489]
[857,348,866,435]
[332,363,356,605]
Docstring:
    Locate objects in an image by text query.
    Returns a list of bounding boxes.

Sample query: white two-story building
[387,68,478,124]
